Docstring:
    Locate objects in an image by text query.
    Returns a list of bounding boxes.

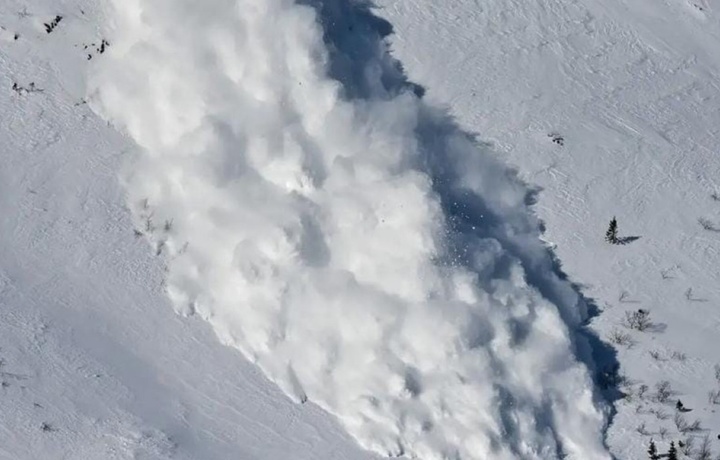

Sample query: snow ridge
[90,0,610,458]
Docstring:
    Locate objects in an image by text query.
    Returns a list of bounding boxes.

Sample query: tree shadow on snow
[617,236,641,245]
[301,0,621,455]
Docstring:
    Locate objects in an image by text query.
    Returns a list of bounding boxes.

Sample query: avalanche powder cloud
[89,0,611,459]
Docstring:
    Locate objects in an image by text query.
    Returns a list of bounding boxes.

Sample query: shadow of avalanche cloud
[89,0,611,459]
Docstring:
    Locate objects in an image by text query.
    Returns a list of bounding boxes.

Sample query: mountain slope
[0,2,381,459]
[3,0,719,459]
[373,0,720,457]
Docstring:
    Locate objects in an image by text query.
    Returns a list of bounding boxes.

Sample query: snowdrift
[90,0,611,458]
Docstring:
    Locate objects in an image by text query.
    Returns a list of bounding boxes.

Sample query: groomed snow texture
[90,1,611,459]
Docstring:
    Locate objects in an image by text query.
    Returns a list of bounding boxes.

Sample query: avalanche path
[90,0,613,459]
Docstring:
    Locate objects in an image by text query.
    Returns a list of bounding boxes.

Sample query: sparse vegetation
[670,351,686,361]
[144,215,154,233]
[697,435,712,460]
[660,266,678,279]
[636,422,649,435]
[43,15,63,34]
[548,132,564,146]
[674,412,701,433]
[608,329,633,347]
[656,380,672,403]
[40,422,55,432]
[674,412,688,432]
[680,437,694,456]
[698,217,720,232]
[687,418,701,432]
[684,287,705,301]
[623,309,653,331]
[707,389,720,405]
[11,82,44,95]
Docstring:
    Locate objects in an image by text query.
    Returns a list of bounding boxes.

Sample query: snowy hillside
[1,0,718,460]
[372,0,720,458]
[0,1,387,459]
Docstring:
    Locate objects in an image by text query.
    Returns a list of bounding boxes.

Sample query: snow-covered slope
[372,0,720,458]
[0,2,382,459]
[2,0,719,458]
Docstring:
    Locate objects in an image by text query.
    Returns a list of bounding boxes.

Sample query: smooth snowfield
[91,0,610,459]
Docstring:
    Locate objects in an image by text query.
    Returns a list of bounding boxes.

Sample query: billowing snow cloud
[89,0,610,458]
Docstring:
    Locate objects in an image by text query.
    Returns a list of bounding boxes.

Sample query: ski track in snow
[90,1,612,459]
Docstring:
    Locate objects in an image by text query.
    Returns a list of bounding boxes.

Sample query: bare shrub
[658,426,668,439]
[697,435,712,460]
[636,422,648,435]
[623,309,653,331]
[11,82,44,95]
[687,418,702,432]
[651,408,669,420]
[680,436,694,456]
[649,349,663,361]
[656,380,672,403]
[670,351,687,361]
[608,329,633,347]
[714,364,720,384]
[698,217,720,232]
[144,215,155,233]
[674,412,688,432]
[40,422,55,432]
[638,384,649,399]
[708,389,720,405]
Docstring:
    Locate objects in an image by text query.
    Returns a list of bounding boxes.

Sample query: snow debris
[89,0,610,459]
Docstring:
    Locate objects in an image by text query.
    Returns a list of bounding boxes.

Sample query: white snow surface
[0,1,386,459]
[88,0,611,459]
[373,0,720,458]
[6,0,720,457]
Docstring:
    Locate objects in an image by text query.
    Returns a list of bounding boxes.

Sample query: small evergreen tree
[647,439,659,460]
[606,217,619,244]
[667,441,678,460]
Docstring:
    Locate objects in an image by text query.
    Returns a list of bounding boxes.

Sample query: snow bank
[89,0,610,458]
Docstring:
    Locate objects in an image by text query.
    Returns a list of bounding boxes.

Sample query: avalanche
[89,0,611,458]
